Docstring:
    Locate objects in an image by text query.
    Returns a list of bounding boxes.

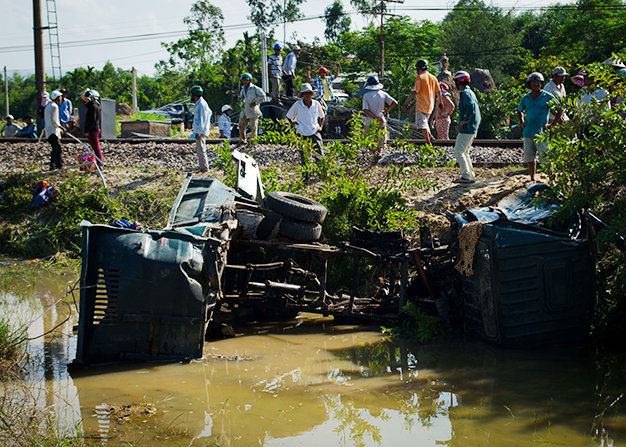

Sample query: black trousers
[47,134,63,170]
[299,132,325,165]
[282,74,295,97]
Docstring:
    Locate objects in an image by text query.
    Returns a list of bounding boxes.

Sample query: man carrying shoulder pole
[44,90,64,170]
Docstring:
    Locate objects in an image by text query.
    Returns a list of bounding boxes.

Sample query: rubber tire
[279,218,322,242]
[265,191,328,223]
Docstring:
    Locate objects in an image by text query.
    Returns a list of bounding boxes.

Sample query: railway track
[0,137,523,148]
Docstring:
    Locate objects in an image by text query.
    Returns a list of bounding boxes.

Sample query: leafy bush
[382,302,442,343]
[0,171,177,257]
[475,85,526,139]
[541,60,626,341]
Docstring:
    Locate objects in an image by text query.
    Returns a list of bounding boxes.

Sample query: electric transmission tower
[45,0,62,82]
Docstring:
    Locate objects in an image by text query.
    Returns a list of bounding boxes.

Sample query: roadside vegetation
[0,169,181,258]
[542,62,626,344]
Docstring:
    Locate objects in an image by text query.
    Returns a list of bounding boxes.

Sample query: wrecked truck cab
[76,169,258,365]
[76,222,223,364]
[449,183,595,346]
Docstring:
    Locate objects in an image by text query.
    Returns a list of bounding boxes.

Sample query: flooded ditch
[1,266,626,446]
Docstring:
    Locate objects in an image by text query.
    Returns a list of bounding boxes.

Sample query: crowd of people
[2,87,102,171]
[3,42,625,183]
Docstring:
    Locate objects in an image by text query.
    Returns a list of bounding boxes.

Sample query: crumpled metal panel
[167,175,240,228]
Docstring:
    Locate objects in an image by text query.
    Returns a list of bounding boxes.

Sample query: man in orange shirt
[403,59,443,144]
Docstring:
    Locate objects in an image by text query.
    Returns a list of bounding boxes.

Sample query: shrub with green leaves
[541,58,626,341]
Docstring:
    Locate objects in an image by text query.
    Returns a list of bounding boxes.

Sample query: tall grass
[0,317,27,365]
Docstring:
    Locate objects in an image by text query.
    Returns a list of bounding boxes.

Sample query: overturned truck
[75,153,596,365]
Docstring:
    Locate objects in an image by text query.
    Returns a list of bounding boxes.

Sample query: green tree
[543,0,626,65]
[440,0,530,82]
[160,0,225,70]
[324,0,352,42]
[340,17,441,107]
[246,0,304,31]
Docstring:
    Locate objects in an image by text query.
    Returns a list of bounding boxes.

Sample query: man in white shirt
[190,85,212,172]
[239,73,266,145]
[268,42,283,101]
[362,75,398,152]
[44,90,64,170]
[543,66,569,122]
[2,115,22,137]
[285,83,326,165]
[281,45,301,97]
[218,105,232,139]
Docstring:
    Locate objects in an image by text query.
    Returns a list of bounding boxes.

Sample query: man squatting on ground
[218,105,233,139]
[268,42,283,101]
[190,85,212,172]
[2,115,21,137]
[239,73,266,145]
[362,75,397,154]
[403,59,443,145]
[44,90,64,170]
[517,72,562,182]
[452,71,481,184]
[285,83,326,165]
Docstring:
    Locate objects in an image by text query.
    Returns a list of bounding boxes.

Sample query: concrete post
[131,67,138,114]
[260,33,269,93]
[3,66,8,116]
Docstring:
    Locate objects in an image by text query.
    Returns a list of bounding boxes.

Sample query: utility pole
[260,33,269,93]
[3,66,8,117]
[282,0,287,44]
[131,67,138,114]
[378,0,404,79]
[33,0,45,108]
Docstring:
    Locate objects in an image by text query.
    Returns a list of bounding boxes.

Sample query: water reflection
[1,267,626,446]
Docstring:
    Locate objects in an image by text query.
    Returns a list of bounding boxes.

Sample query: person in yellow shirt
[312,64,340,104]
[403,59,443,145]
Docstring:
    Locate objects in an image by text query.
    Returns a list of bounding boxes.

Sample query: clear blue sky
[0,0,572,77]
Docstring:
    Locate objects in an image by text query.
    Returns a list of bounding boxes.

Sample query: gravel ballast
[0,141,524,173]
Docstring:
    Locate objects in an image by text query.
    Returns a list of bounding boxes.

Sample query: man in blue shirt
[58,89,73,127]
[190,85,212,172]
[15,116,38,139]
[452,71,481,183]
[517,72,561,182]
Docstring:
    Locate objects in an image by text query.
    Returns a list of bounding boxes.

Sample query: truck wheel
[265,191,327,223]
[279,218,322,242]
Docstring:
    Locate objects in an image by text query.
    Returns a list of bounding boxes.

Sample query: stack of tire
[264,191,328,242]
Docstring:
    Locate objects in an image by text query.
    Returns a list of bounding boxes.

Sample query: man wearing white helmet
[2,115,22,138]
[452,71,481,184]
[44,90,65,169]
[517,72,561,182]
[218,105,233,139]
[282,45,301,97]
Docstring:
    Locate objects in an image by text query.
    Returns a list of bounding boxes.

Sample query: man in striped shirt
[268,42,283,101]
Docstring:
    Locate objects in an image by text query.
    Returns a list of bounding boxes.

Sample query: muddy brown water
[1,266,626,447]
